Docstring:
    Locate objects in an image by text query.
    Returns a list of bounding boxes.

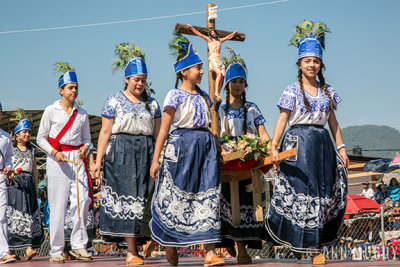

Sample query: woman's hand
[150,162,160,180]
[93,162,102,179]
[339,148,349,168]
[271,149,280,173]
[3,167,12,178]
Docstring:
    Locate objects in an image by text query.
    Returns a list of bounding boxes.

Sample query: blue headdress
[54,62,78,88]
[290,20,329,60]
[10,108,32,135]
[169,33,202,73]
[223,48,247,84]
[111,42,147,78]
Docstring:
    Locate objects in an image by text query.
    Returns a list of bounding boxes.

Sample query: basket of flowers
[220,133,270,172]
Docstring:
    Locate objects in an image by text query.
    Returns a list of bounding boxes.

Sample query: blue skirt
[151,128,221,246]
[265,125,347,253]
[100,134,154,237]
[7,172,44,249]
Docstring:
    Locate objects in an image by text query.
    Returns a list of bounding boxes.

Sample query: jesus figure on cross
[187,24,238,101]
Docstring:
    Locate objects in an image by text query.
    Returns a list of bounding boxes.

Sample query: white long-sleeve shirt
[37,100,91,155]
[0,129,13,170]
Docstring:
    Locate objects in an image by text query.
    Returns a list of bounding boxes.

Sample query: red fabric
[221,159,257,171]
[48,109,78,151]
[345,194,381,214]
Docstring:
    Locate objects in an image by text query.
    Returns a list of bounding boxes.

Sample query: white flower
[238,140,248,150]
[244,146,252,155]
[245,133,256,139]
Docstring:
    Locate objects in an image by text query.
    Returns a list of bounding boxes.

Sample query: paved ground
[3,257,399,267]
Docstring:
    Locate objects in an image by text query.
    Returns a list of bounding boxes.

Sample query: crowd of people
[361,178,400,206]
[0,20,349,265]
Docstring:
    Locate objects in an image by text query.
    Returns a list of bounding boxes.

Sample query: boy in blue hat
[37,63,92,263]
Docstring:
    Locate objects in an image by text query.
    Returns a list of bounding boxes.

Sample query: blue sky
[1,0,399,134]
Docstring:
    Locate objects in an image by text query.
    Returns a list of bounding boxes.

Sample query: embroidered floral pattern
[11,147,34,172]
[153,161,221,234]
[220,198,264,229]
[101,185,145,220]
[270,152,347,229]
[277,83,342,126]
[101,91,161,119]
[6,207,42,238]
[165,89,212,129]
[64,206,96,230]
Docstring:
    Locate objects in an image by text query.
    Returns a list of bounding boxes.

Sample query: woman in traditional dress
[265,20,349,265]
[93,42,161,265]
[7,111,44,260]
[150,34,224,267]
[217,51,271,264]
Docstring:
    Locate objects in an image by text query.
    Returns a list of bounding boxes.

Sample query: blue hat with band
[290,20,328,60]
[14,119,31,134]
[54,62,78,88]
[125,57,148,78]
[225,63,247,84]
[58,71,78,88]
[173,43,202,73]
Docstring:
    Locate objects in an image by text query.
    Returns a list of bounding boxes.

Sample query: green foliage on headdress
[76,100,83,107]
[222,48,246,70]
[54,61,75,74]
[146,82,155,95]
[289,20,329,49]
[111,42,146,71]
[168,32,190,60]
[10,108,31,123]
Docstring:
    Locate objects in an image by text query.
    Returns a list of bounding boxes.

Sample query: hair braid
[242,91,248,134]
[195,85,210,109]
[224,84,231,136]
[317,64,337,110]
[140,90,151,111]
[297,68,310,109]
[175,73,181,88]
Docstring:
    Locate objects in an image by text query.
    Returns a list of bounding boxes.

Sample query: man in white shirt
[0,102,17,264]
[37,68,92,263]
[361,182,374,199]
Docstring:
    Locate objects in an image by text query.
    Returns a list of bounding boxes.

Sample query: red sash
[48,109,94,208]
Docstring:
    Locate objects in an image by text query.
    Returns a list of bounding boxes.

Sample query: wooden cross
[174,3,245,136]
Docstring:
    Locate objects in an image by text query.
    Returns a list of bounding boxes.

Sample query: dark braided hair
[317,64,337,110]
[296,59,336,110]
[124,77,151,111]
[241,91,248,134]
[297,66,311,109]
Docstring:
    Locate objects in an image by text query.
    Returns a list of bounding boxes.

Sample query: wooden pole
[206,3,220,136]
[251,169,264,222]
[229,180,240,226]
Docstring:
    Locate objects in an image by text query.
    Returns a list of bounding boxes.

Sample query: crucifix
[175,3,245,136]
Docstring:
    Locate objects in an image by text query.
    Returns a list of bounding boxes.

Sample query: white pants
[47,150,91,256]
[0,178,9,258]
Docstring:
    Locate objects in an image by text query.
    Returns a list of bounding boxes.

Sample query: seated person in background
[382,178,400,206]
[361,182,374,199]
[374,185,384,204]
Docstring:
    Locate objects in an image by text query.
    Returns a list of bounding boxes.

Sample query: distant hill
[342,125,400,159]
